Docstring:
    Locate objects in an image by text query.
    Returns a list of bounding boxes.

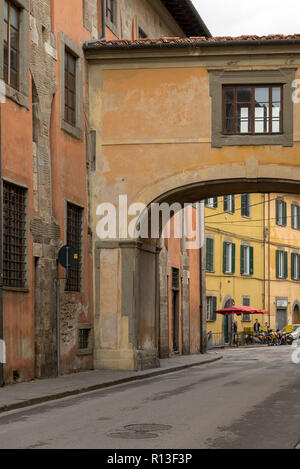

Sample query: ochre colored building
[1,0,208,383]
[86,34,300,371]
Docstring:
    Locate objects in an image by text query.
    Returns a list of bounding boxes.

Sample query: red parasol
[216,306,268,316]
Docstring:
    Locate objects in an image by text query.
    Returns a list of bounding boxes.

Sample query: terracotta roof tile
[84,34,300,49]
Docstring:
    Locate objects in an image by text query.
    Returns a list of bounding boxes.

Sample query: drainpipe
[198,202,205,354]
[268,193,271,327]
[0,97,3,386]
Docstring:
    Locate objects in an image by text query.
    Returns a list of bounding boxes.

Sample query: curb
[0,355,222,414]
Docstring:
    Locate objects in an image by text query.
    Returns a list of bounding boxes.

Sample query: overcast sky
[192,0,300,37]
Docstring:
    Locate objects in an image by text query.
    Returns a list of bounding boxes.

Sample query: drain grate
[108,423,172,440]
[124,424,172,432]
[108,431,158,440]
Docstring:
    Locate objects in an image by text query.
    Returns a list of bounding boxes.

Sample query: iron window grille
[65,202,83,292]
[4,0,20,90]
[223,85,283,135]
[171,267,180,291]
[3,181,27,288]
[78,328,91,350]
[64,48,76,127]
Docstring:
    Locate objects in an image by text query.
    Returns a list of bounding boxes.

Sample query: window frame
[206,237,214,272]
[4,0,20,90]
[223,241,235,275]
[291,253,300,281]
[0,0,29,108]
[59,32,83,140]
[242,296,251,322]
[209,68,296,148]
[224,194,235,214]
[276,198,287,227]
[105,0,118,36]
[65,200,84,293]
[241,194,251,218]
[222,84,283,136]
[291,203,300,230]
[77,323,93,355]
[2,178,29,291]
[206,296,217,322]
[276,249,288,279]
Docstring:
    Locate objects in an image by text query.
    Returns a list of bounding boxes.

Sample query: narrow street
[0,346,299,449]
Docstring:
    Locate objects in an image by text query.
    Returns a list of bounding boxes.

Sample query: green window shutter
[205,199,208,206]
[213,197,218,208]
[206,239,214,272]
[240,245,245,275]
[241,195,246,217]
[232,195,235,213]
[223,242,227,273]
[250,246,254,275]
[276,199,280,225]
[276,250,280,278]
[298,254,300,280]
[212,297,217,321]
[291,253,295,280]
[297,206,300,230]
[224,196,228,212]
[231,243,236,274]
[284,251,288,279]
[283,202,287,226]
[292,204,296,229]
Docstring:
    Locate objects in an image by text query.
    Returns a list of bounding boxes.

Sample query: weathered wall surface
[87,43,300,369]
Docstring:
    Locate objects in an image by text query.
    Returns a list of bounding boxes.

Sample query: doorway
[171,268,180,353]
[223,298,233,344]
[293,304,300,324]
[276,308,287,330]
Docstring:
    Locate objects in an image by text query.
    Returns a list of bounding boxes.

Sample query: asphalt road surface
[0,346,300,449]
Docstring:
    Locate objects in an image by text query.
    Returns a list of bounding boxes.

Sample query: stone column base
[94,348,160,371]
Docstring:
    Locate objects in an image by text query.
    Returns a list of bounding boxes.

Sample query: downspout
[0,96,3,386]
[268,193,271,326]
[263,194,266,310]
[198,202,205,354]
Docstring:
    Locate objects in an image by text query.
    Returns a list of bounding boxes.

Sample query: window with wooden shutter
[242,297,251,321]
[241,194,250,217]
[224,195,234,213]
[206,238,214,272]
[284,251,288,279]
[206,296,217,322]
[276,199,286,227]
[224,242,234,274]
[249,246,254,275]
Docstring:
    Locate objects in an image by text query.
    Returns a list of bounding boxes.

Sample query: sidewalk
[0,352,222,414]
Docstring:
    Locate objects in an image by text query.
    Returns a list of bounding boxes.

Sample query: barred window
[4,0,20,90]
[65,203,83,292]
[3,181,27,288]
[78,327,91,350]
[171,267,179,291]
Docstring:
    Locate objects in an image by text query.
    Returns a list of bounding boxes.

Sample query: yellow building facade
[265,194,300,330]
[205,193,300,343]
[205,194,266,342]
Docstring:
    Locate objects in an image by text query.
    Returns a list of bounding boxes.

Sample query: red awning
[216,306,267,316]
